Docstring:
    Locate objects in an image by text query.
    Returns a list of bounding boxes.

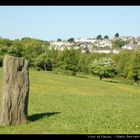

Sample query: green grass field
[0,69,140,134]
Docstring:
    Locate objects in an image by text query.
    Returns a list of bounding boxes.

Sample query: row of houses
[50,36,140,53]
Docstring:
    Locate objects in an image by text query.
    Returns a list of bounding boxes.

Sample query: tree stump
[1,55,29,126]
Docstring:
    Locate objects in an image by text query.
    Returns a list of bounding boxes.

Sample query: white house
[93,49,111,53]
[136,36,140,45]
[94,39,112,48]
[120,36,135,44]
[75,38,96,43]
[122,44,137,50]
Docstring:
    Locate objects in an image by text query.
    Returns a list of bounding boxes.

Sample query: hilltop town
[50,35,140,54]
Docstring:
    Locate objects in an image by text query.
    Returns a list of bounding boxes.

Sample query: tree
[7,40,24,57]
[115,33,119,38]
[96,35,102,40]
[0,38,13,47]
[111,50,131,78]
[59,48,80,75]
[21,37,32,41]
[104,35,109,39]
[127,51,140,83]
[78,53,91,74]
[57,38,62,42]
[34,52,53,71]
[67,38,75,43]
[21,38,45,67]
[112,39,128,48]
[46,48,59,69]
[7,45,23,57]
[91,57,117,80]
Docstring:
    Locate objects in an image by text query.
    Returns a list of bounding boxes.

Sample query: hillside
[0,69,140,134]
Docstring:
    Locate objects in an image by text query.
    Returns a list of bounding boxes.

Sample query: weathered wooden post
[1,55,29,126]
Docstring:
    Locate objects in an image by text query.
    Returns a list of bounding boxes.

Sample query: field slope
[0,69,140,134]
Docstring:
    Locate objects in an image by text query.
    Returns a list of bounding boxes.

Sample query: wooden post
[1,55,29,126]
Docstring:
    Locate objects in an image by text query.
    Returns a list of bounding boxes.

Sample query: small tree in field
[59,48,80,76]
[34,53,52,71]
[127,51,140,84]
[91,57,117,80]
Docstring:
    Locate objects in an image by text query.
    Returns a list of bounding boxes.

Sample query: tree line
[0,37,139,84]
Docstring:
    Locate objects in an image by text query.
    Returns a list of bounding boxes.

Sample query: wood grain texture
[1,55,29,126]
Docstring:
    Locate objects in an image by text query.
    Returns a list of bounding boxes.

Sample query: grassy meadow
[0,68,140,134]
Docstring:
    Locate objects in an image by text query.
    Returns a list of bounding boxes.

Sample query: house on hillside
[50,40,73,50]
[75,38,96,43]
[92,49,111,54]
[120,36,135,44]
[122,44,137,50]
[94,39,112,48]
[136,36,140,45]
